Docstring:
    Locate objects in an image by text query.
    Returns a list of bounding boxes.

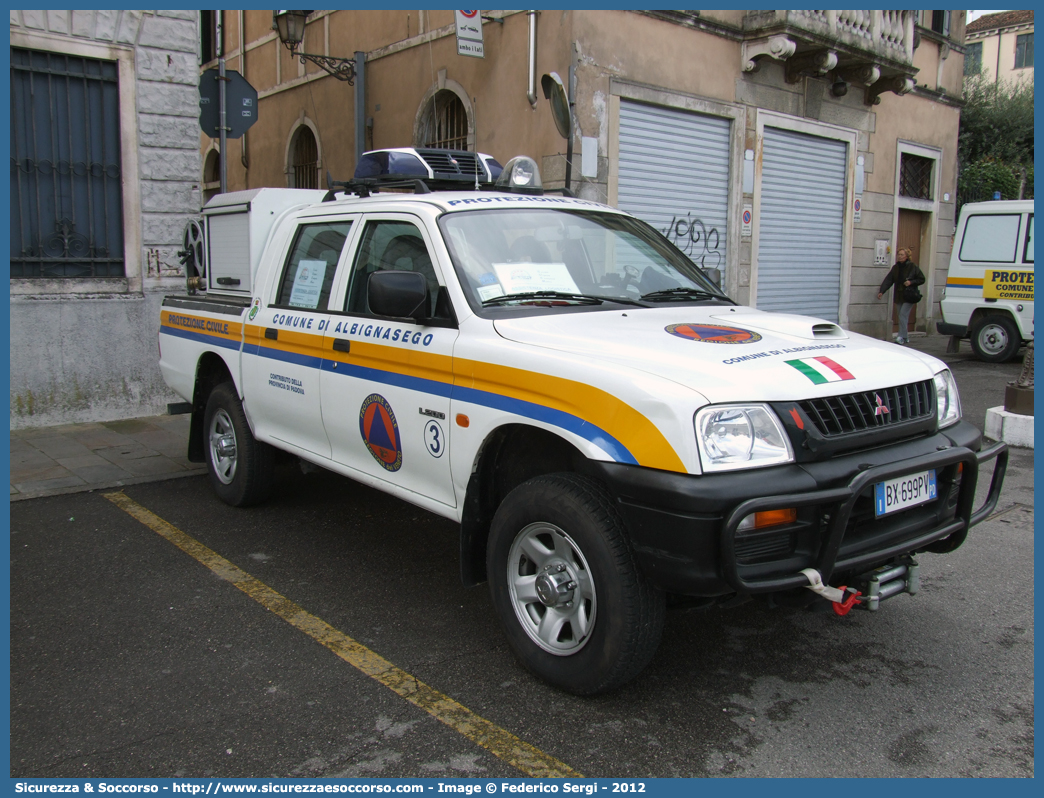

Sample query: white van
[938,200,1034,362]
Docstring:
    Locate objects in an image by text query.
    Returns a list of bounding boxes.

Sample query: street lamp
[273,10,356,83]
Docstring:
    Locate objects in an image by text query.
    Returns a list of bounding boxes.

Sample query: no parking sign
[455,10,484,57]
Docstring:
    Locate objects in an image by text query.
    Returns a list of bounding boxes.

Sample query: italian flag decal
[785,356,855,384]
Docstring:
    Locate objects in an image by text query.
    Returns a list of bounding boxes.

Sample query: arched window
[202,149,220,204]
[418,89,469,150]
[290,125,319,189]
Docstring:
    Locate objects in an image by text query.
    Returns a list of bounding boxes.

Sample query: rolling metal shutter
[756,127,847,321]
[617,101,730,275]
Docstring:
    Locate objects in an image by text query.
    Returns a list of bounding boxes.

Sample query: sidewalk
[10,413,204,502]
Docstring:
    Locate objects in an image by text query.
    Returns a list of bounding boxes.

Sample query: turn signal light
[737,507,797,532]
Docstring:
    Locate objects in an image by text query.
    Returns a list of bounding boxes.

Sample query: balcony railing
[741,9,917,103]
[784,10,915,62]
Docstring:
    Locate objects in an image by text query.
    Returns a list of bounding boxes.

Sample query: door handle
[332,338,351,353]
[264,328,278,340]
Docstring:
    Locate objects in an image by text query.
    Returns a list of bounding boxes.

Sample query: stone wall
[10,10,201,429]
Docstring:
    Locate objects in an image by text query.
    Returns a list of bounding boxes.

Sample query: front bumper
[591,421,1007,597]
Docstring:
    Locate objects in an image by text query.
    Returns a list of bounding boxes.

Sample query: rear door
[242,215,358,457]
[320,214,459,509]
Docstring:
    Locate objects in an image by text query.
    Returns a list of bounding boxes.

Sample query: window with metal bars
[10,47,125,278]
[419,90,469,150]
[899,154,933,200]
[290,126,319,189]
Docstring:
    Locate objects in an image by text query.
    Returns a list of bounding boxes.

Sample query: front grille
[415,148,482,178]
[799,379,934,437]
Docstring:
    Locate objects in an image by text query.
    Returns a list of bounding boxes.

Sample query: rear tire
[486,473,665,695]
[203,382,274,507]
[970,315,1020,363]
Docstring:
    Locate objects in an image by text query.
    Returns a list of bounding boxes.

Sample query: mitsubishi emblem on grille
[874,393,890,416]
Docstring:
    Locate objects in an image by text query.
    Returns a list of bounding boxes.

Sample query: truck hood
[493,306,945,404]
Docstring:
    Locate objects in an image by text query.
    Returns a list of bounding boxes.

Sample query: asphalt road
[10,341,1034,779]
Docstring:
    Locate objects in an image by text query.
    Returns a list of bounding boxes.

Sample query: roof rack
[322,149,575,201]
[322,172,481,202]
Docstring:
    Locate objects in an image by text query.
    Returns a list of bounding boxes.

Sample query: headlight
[934,369,962,428]
[694,404,794,472]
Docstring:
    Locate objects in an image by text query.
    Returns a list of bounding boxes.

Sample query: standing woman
[878,247,925,344]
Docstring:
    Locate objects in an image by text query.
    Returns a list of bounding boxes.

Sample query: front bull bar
[719,440,1008,594]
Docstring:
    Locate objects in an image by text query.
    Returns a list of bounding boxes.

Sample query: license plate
[874,470,937,517]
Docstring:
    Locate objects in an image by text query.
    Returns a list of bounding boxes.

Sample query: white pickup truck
[161,149,1007,695]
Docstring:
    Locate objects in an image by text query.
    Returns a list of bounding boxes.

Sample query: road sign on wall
[454,10,484,58]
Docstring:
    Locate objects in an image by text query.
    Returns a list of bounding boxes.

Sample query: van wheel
[486,473,665,695]
[970,315,1020,363]
[204,382,273,507]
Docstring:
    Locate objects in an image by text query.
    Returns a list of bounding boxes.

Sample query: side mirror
[368,270,429,322]
[704,268,722,288]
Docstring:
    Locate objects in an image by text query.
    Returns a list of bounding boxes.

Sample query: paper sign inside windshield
[492,262,579,295]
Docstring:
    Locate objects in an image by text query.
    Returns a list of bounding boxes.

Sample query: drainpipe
[564,62,574,193]
[995,31,1002,87]
[239,10,249,173]
[354,51,366,166]
[526,11,538,106]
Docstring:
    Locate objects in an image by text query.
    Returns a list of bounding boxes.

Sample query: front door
[895,209,924,333]
[320,215,459,510]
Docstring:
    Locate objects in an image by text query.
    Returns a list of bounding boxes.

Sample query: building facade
[10,10,202,428]
[205,9,967,344]
[8,9,969,428]
[964,10,1034,84]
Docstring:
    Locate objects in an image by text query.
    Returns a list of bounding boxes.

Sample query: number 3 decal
[424,420,445,458]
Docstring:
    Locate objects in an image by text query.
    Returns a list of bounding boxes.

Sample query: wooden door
[895,210,924,333]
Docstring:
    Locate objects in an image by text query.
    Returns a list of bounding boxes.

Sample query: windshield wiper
[640,287,725,302]
[482,291,645,307]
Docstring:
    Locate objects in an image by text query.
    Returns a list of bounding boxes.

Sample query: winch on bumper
[590,419,1008,609]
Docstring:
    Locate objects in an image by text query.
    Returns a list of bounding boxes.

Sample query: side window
[959,214,1021,263]
[1024,215,1034,264]
[274,222,353,310]
[345,220,439,315]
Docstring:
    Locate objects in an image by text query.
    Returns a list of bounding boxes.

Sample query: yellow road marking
[102,491,582,779]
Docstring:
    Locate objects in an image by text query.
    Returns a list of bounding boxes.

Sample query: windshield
[438,208,730,312]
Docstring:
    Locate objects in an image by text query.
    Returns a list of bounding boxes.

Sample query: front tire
[970,315,1020,363]
[487,473,665,695]
[203,382,273,507]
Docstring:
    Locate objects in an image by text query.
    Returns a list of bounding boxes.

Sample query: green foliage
[957,75,1034,210]
[958,73,1034,166]
[958,160,1023,204]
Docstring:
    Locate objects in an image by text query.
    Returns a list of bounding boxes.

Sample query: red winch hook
[832,586,862,616]
[800,568,863,616]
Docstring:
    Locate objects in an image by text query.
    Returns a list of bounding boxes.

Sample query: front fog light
[933,369,962,429]
[695,404,793,472]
